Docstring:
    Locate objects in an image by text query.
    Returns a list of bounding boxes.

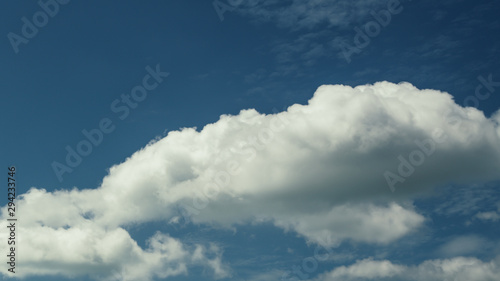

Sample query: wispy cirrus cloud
[236,0,389,30]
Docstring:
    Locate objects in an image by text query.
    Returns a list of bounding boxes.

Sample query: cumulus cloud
[317,258,405,280]
[314,256,500,281]
[273,203,424,246]
[2,81,500,279]
[0,215,228,280]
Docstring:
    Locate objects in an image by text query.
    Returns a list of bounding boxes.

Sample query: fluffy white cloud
[315,256,500,281]
[0,217,229,280]
[273,203,424,246]
[1,81,500,280]
[319,258,405,280]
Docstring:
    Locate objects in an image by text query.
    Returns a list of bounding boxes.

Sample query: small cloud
[437,235,489,258]
[475,211,500,222]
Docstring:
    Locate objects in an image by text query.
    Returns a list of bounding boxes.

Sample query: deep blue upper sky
[2,0,499,193]
[1,1,499,281]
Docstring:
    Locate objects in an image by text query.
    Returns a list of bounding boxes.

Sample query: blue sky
[1,0,500,280]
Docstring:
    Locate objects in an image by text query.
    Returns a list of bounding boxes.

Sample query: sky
[0,0,500,280]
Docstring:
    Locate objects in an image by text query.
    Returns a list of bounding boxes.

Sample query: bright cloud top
[314,256,500,281]
[2,81,500,280]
